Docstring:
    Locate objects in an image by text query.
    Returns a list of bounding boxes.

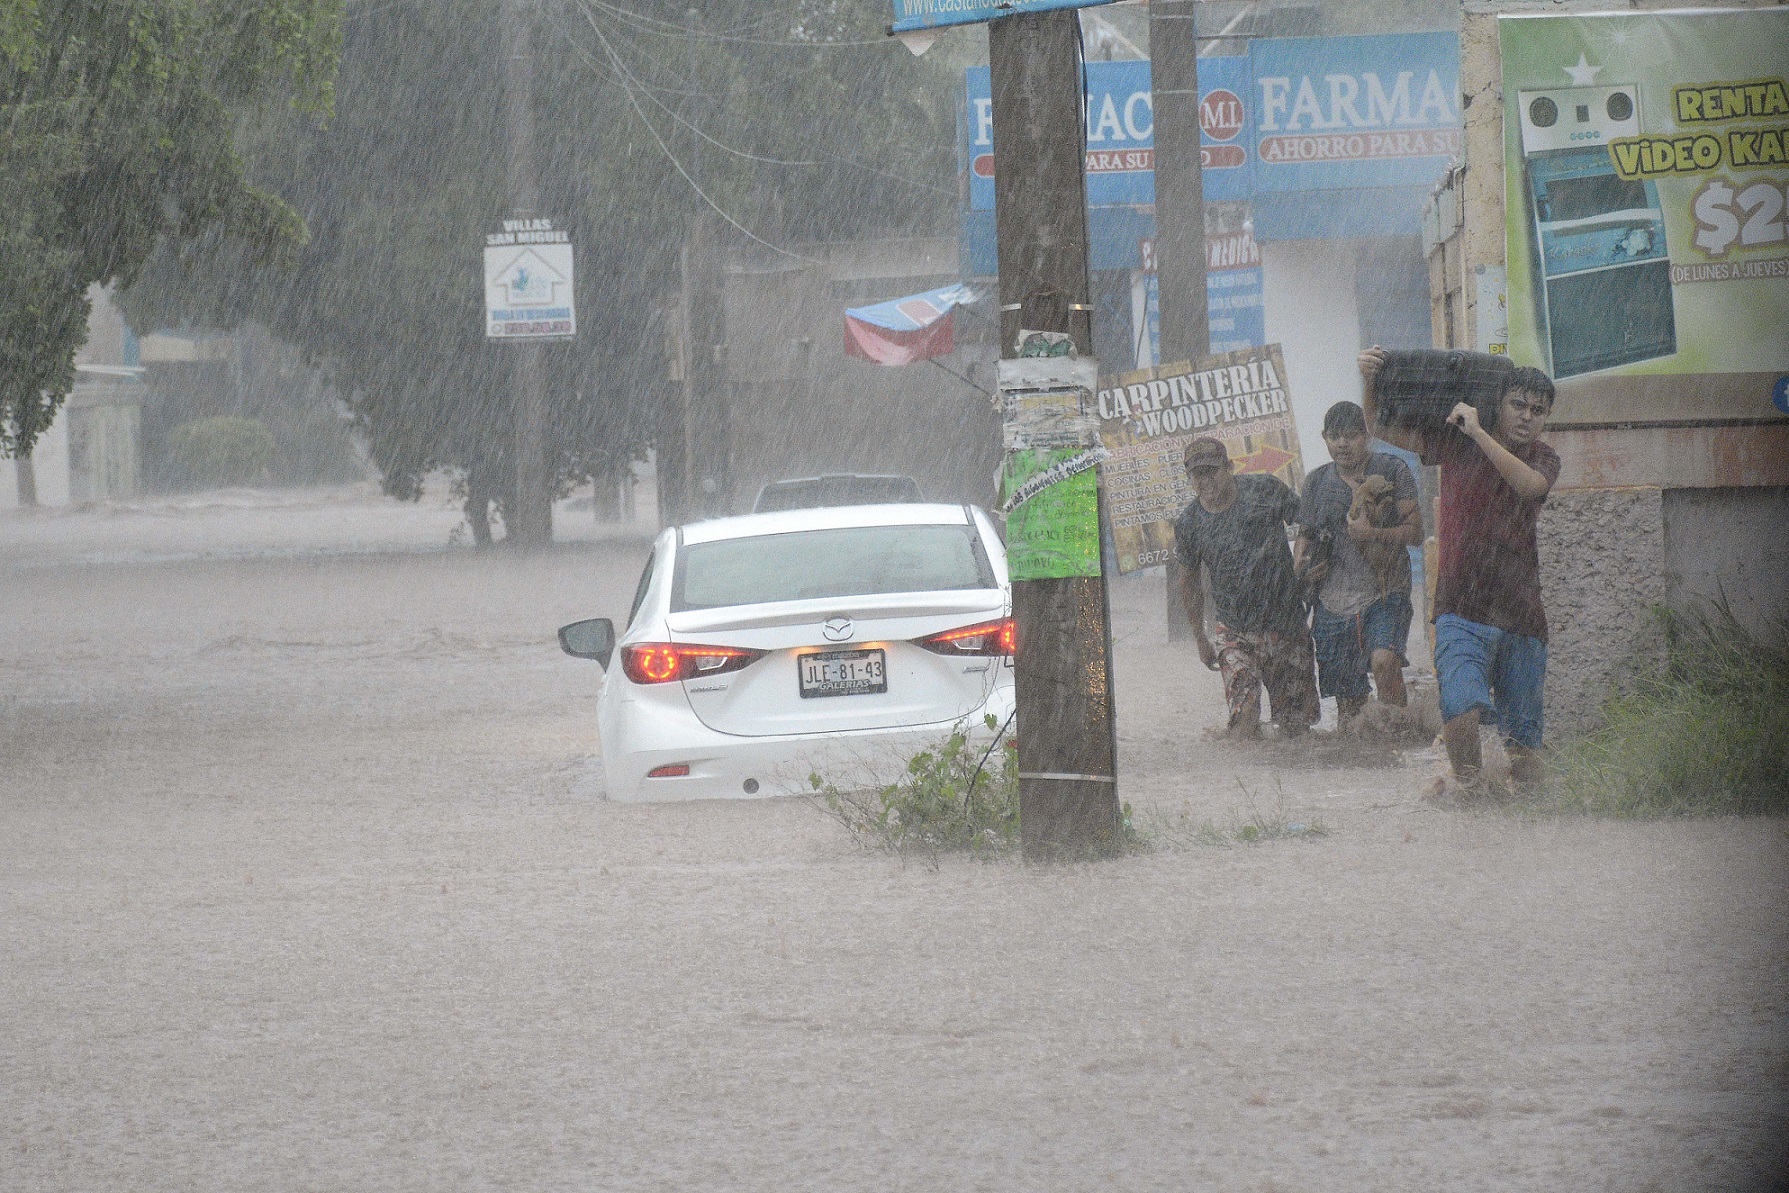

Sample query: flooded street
[3,489,1784,1191]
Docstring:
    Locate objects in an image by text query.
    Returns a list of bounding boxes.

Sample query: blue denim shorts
[1434,613,1548,749]
[1311,591,1413,701]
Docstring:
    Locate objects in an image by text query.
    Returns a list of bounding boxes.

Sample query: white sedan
[559,502,1015,801]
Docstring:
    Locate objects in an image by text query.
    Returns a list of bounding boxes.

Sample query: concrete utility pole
[1150,0,1209,637]
[687,213,729,519]
[501,0,552,547]
[668,213,724,523]
[657,11,728,527]
[989,11,1122,861]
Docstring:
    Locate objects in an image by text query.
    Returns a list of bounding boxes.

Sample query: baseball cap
[1183,438,1230,470]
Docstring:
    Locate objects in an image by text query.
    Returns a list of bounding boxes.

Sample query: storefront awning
[844,284,977,366]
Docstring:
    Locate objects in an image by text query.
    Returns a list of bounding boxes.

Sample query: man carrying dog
[1358,349,1560,786]
[1294,400,1423,724]
[1175,437,1319,739]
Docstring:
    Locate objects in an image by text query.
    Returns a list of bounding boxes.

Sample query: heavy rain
[4,1,1787,1189]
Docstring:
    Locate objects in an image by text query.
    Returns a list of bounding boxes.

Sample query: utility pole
[1150,0,1208,637]
[656,11,726,526]
[657,261,691,526]
[676,212,723,520]
[501,0,552,547]
[990,11,1121,861]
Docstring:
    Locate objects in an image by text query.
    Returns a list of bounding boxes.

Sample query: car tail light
[621,643,764,685]
[916,617,1016,657]
[646,764,691,778]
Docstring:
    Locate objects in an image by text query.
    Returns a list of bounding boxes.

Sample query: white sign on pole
[1474,264,1507,357]
[484,218,575,340]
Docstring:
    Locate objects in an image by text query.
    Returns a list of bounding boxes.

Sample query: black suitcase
[1372,349,1515,435]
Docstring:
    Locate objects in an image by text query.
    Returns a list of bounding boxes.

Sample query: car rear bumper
[600,682,1014,803]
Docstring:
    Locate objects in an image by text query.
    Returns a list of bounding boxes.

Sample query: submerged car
[559,502,1014,802]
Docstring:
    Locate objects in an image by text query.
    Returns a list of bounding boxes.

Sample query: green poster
[997,355,1104,582]
[1499,10,1789,416]
[1002,447,1102,581]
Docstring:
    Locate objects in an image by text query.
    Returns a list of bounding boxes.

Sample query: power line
[551,17,818,166]
[575,0,891,48]
[571,5,822,263]
[557,5,955,196]
[567,4,738,97]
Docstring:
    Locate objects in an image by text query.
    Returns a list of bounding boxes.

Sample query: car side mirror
[558,618,616,666]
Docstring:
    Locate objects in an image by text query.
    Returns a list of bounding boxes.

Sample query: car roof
[751,473,922,513]
[760,472,915,487]
[679,502,974,546]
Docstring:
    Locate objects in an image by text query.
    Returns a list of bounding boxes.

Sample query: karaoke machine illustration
[1517,82,1677,377]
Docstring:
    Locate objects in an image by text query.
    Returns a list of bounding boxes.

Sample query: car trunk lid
[668,592,1007,737]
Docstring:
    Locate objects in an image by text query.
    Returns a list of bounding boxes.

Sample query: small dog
[1349,474,1406,589]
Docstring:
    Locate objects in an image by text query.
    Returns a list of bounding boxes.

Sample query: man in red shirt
[1357,348,1561,787]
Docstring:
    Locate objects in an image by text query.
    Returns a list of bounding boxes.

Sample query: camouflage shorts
[1212,622,1320,731]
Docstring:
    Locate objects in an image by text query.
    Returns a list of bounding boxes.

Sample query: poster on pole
[1096,344,1304,574]
[1499,10,1789,420]
[998,355,1105,582]
[484,218,575,340]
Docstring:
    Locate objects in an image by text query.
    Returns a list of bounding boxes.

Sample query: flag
[844,284,976,366]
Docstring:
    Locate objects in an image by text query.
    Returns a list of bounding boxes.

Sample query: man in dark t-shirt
[1358,349,1561,787]
[1174,437,1318,739]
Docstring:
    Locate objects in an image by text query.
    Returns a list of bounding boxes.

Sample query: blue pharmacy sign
[965,55,1253,211]
[893,0,1114,33]
[1246,32,1462,194]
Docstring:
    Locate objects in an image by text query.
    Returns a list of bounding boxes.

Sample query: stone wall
[1537,486,1666,739]
[1663,486,1789,637]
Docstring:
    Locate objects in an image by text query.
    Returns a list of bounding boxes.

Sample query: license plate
[798,649,887,699]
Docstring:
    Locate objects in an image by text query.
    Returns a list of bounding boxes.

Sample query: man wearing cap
[1174,437,1319,739]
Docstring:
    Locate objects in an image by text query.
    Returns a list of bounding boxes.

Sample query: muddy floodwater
[3,487,1785,1192]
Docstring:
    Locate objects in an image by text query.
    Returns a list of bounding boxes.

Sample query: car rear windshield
[673,523,995,611]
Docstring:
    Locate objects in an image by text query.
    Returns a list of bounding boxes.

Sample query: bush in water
[810,716,1019,860]
[168,416,280,488]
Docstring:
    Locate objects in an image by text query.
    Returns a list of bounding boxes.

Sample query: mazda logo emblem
[821,617,854,642]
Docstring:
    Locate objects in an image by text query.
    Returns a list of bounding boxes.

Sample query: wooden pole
[501,0,551,547]
[990,11,1121,862]
[1150,0,1209,638]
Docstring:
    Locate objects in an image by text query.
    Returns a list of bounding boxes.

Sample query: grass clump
[1145,779,1328,848]
[1549,601,1789,817]
[810,716,1018,860]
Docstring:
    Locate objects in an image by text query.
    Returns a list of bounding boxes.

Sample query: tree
[0,0,342,468]
[124,0,965,543]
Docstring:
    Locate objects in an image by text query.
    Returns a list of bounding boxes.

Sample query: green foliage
[811,716,1019,859]
[166,415,279,487]
[1546,602,1789,817]
[120,0,965,538]
[0,1,39,70]
[0,0,342,458]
